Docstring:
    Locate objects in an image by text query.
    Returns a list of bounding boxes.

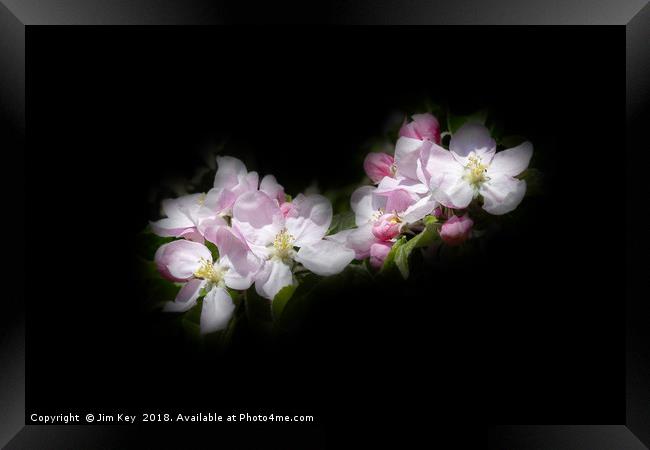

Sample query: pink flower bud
[363,152,395,183]
[439,214,473,246]
[372,214,401,241]
[399,113,441,144]
[369,241,393,269]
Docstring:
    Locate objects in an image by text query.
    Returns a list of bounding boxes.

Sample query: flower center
[464,155,490,187]
[370,208,385,222]
[197,193,207,206]
[271,228,295,262]
[193,258,227,285]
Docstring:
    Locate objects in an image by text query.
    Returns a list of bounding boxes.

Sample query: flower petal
[214,227,261,290]
[255,259,294,300]
[435,174,475,209]
[155,240,212,281]
[232,191,283,247]
[213,156,248,190]
[401,194,438,224]
[449,123,496,158]
[198,216,228,245]
[394,136,430,180]
[200,286,235,334]
[351,186,385,226]
[203,187,237,214]
[285,194,332,246]
[260,174,286,204]
[488,141,533,177]
[295,239,355,276]
[163,278,205,312]
[417,143,461,188]
[480,175,527,215]
[346,223,376,259]
[325,229,354,245]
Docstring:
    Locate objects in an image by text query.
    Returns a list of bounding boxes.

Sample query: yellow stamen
[272,229,295,262]
[464,155,490,186]
[193,258,226,284]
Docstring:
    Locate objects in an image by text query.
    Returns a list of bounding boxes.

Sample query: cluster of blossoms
[152,157,355,334]
[150,113,533,335]
[328,113,533,268]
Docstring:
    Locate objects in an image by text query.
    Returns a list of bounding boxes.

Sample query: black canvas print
[1,3,648,448]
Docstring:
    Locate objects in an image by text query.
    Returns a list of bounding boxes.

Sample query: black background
[26,27,624,445]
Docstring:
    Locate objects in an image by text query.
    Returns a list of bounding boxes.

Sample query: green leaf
[327,211,356,235]
[204,240,219,260]
[382,215,439,279]
[271,284,297,320]
[447,108,488,134]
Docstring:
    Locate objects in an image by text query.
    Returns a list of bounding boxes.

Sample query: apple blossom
[439,214,473,246]
[232,191,355,300]
[417,122,533,215]
[155,228,261,334]
[151,156,286,242]
[399,113,441,144]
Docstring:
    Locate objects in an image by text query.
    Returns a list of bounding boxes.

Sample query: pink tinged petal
[440,214,473,246]
[231,191,283,247]
[394,136,431,180]
[351,186,384,226]
[260,174,286,204]
[280,201,298,218]
[214,227,261,290]
[156,239,212,281]
[154,243,187,282]
[296,239,355,276]
[234,171,260,197]
[213,156,248,190]
[449,123,496,158]
[151,195,199,237]
[480,175,527,215]
[381,189,416,214]
[401,194,438,224]
[203,187,237,214]
[346,223,376,259]
[178,228,205,243]
[198,215,228,245]
[376,176,428,196]
[200,286,235,334]
[255,259,294,300]
[399,113,441,144]
[363,152,395,183]
[163,278,206,312]
[369,241,393,269]
[285,194,332,246]
[150,218,196,239]
[417,143,461,188]
[488,141,533,177]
